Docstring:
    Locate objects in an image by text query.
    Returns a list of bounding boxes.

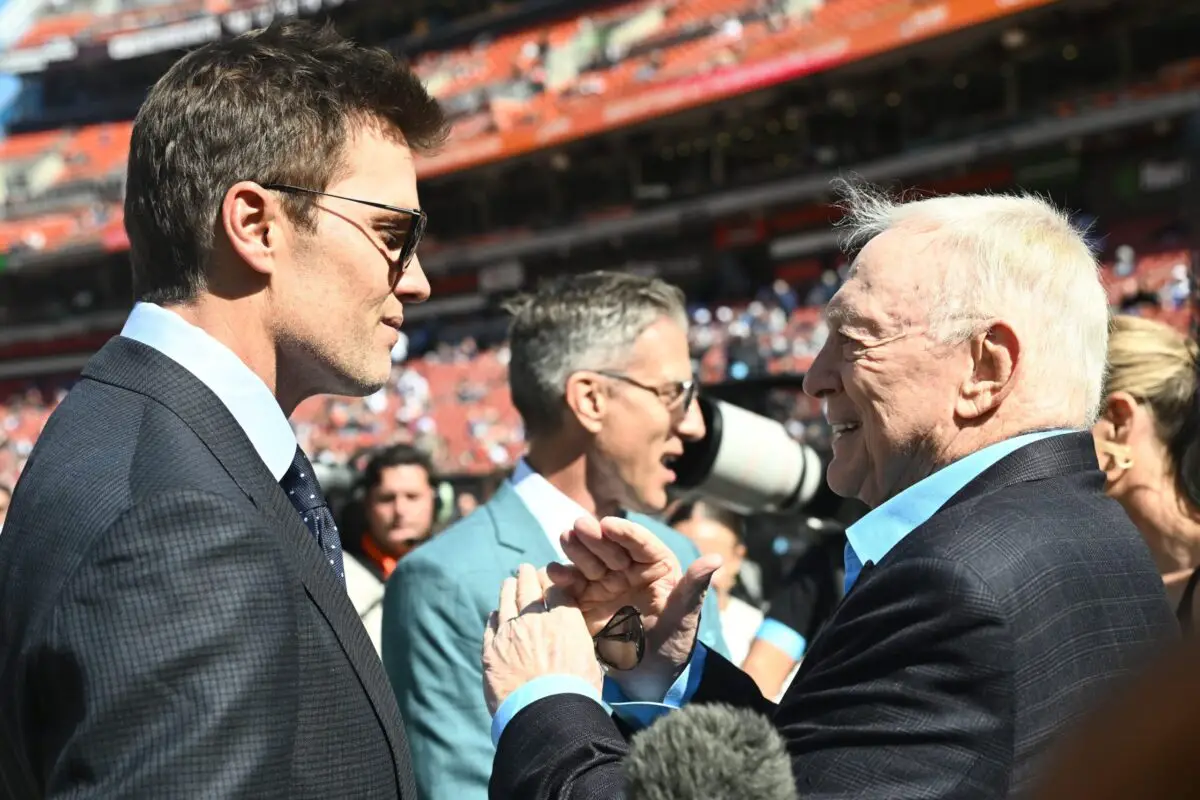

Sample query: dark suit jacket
[0,337,416,799]
[490,433,1179,800]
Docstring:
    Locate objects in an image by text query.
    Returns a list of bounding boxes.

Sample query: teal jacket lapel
[483,482,560,566]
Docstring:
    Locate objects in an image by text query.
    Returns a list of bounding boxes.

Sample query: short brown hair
[125,20,448,304]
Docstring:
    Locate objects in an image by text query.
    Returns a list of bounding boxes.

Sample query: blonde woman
[1092,314,1200,622]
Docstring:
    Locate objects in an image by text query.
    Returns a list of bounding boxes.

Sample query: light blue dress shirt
[754,618,809,662]
[490,428,1076,741]
[840,428,1072,594]
[120,301,297,480]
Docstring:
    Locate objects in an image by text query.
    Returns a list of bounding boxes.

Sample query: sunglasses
[261,183,427,291]
[593,605,646,672]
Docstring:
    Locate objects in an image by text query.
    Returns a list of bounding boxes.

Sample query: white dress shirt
[719,595,765,668]
[119,302,297,480]
[509,457,594,562]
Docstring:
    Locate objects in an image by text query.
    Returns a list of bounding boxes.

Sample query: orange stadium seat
[56,122,135,183]
[0,129,68,162]
[13,13,93,49]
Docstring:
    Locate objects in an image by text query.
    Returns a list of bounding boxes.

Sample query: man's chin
[627,487,670,516]
[334,369,389,398]
[310,355,387,397]
[824,464,860,503]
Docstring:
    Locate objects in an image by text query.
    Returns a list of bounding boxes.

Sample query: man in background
[382,271,728,800]
[344,444,439,654]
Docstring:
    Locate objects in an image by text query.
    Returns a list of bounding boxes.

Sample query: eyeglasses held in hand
[593,605,646,672]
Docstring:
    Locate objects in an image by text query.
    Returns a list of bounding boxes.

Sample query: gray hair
[505,271,688,436]
[834,178,1110,427]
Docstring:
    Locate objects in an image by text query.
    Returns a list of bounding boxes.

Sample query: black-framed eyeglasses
[593,605,645,672]
[261,183,427,289]
[596,370,698,414]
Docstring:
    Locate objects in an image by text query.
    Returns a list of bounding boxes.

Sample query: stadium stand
[0,0,1197,489]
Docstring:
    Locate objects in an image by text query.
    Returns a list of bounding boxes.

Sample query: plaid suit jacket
[0,337,416,799]
[490,432,1179,800]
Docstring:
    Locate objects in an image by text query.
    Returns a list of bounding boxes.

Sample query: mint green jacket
[381,481,729,800]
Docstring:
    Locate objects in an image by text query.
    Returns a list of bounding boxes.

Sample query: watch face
[594,605,645,671]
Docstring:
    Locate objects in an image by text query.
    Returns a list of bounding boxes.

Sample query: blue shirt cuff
[755,617,808,661]
[603,643,709,729]
[490,674,602,748]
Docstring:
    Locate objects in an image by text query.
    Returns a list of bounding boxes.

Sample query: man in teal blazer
[381,272,729,800]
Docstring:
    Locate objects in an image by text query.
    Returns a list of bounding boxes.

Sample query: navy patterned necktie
[280,446,345,584]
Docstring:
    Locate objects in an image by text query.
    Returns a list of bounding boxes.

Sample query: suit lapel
[795,432,1100,684]
[83,338,415,793]
[253,460,415,789]
[486,482,561,564]
[940,431,1101,511]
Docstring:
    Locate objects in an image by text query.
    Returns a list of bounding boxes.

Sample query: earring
[1098,439,1134,471]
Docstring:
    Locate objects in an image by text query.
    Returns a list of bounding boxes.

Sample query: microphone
[625,703,797,800]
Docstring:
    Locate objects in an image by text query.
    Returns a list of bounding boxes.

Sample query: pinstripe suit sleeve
[492,556,1015,800]
[30,491,302,799]
[763,556,1014,800]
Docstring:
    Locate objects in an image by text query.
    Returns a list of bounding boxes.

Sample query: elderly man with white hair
[480,182,1180,800]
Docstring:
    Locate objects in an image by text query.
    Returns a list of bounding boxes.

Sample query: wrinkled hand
[482,563,603,716]
[547,516,722,701]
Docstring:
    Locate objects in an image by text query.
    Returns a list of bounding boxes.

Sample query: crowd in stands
[413,0,805,133]
[0,244,1193,491]
[0,0,816,259]
[1,0,1199,493]
[5,0,1200,266]
[0,121,130,264]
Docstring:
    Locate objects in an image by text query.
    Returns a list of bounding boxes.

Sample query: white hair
[836,179,1109,427]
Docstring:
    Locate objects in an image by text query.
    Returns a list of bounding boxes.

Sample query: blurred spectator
[1091,314,1200,622]
[770,278,799,315]
[456,490,479,518]
[342,444,439,655]
[804,269,841,306]
[1163,263,1191,310]
[1114,244,1137,278]
[669,500,762,666]
[391,330,410,363]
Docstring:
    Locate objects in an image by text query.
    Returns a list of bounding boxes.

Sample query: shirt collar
[846,428,1076,568]
[360,533,400,580]
[509,458,596,562]
[120,302,297,481]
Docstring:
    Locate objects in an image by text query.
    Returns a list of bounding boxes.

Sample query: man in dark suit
[480,186,1180,799]
[0,21,447,799]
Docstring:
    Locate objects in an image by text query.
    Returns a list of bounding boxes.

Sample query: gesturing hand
[482,563,603,716]
[546,516,722,701]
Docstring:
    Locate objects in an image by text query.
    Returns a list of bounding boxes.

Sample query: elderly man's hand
[547,516,722,701]
[482,563,603,716]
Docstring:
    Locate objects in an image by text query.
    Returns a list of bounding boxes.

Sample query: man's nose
[802,340,840,400]
[396,254,431,303]
[675,395,706,442]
